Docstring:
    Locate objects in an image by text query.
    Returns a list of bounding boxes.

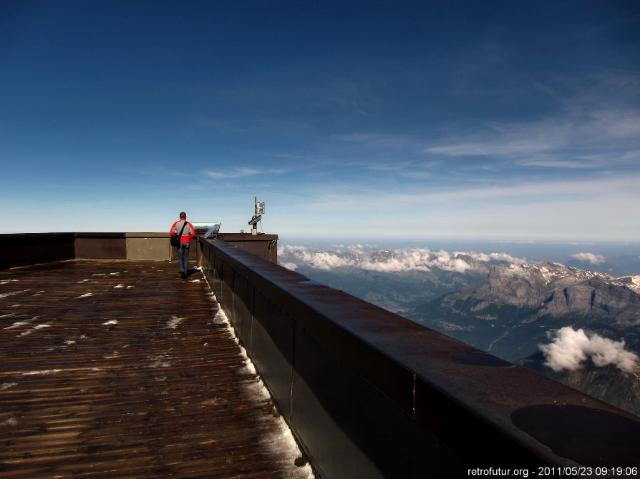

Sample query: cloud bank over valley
[279,244,524,274]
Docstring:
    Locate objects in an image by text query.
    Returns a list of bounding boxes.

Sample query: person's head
[179,211,186,219]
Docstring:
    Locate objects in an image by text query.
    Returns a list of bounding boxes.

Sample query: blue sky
[1,1,639,240]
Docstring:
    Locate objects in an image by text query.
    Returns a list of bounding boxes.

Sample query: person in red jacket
[169,212,196,279]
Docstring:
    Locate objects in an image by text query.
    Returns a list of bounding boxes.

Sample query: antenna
[248,196,266,235]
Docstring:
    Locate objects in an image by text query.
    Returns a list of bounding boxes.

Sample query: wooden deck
[0,261,312,479]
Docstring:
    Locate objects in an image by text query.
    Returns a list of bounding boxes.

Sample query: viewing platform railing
[200,237,640,478]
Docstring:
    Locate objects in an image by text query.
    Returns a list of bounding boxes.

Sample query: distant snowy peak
[613,276,640,295]
[441,261,640,322]
[494,262,640,294]
[496,262,610,286]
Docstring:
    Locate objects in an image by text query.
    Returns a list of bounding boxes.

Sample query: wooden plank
[0,261,311,479]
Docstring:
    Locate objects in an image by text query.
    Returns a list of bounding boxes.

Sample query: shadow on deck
[0,261,311,478]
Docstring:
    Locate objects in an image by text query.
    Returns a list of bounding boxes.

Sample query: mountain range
[416,262,640,360]
[412,262,640,416]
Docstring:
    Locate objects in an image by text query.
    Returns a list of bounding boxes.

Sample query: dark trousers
[178,243,190,273]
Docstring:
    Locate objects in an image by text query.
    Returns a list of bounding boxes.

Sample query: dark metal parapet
[200,237,640,478]
[214,233,279,263]
[0,233,76,270]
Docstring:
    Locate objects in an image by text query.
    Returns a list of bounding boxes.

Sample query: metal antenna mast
[248,196,265,235]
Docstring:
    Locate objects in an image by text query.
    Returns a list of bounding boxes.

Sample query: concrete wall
[75,233,127,259]
[216,233,278,263]
[200,238,640,479]
[126,233,172,261]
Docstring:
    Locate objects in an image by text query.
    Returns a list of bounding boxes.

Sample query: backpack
[171,221,188,248]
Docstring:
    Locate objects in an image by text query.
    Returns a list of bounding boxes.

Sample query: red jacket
[170,220,196,244]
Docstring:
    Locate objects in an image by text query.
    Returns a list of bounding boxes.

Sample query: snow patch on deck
[1,417,18,427]
[4,318,36,330]
[0,290,30,299]
[241,356,257,375]
[148,353,171,368]
[212,308,226,324]
[167,315,184,329]
[21,369,62,376]
[18,323,52,337]
[209,304,313,478]
[263,413,314,478]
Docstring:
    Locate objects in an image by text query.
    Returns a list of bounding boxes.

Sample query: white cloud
[571,252,606,264]
[514,158,601,169]
[398,170,433,180]
[205,167,287,179]
[539,327,638,373]
[278,245,523,273]
[426,138,558,157]
[279,246,352,271]
[423,109,640,163]
[290,172,640,241]
[308,174,640,208]
[205,167,260,179]
[334,132,418,150]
